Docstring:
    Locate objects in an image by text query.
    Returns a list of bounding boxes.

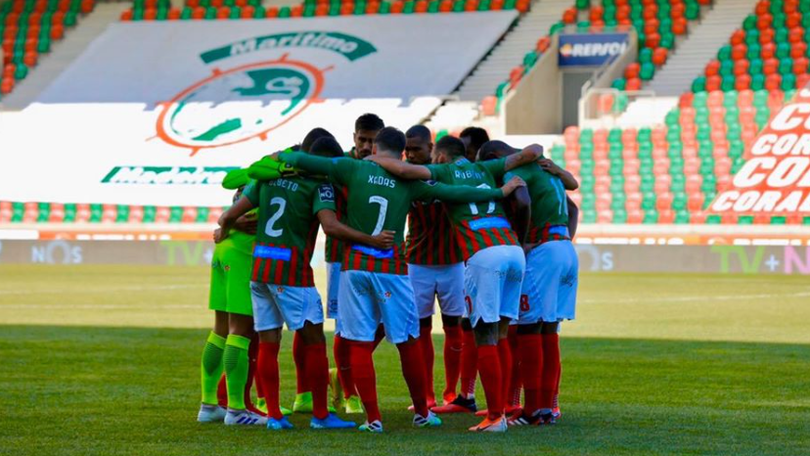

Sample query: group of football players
[196,113,580,433]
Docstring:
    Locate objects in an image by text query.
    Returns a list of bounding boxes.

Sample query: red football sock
[477,344,503,421]
[257,341,282,419]
[397,341,429,417]
[217,374,227,407]
[419,325,435,402]
[255,358,265,401]
[372,325,386,350]
[540,333,560,410]
[507,326,522,407]
[554,363,562,409]
[304,342,330,420]
[333,334,357,399]
[460,328,478,398]
[293,332,308,394]
[497,338,512,415]
[518,334,543,416]
[350,341,381,422]
[442,324,463,399]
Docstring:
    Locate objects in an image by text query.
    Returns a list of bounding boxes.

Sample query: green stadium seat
[196,207,210,223]
[142,206,156,223]
[89,204,103,223]
[63,204,77,223]
[116,205,130,223]
[169,206,183,223]
[36,203,50,223]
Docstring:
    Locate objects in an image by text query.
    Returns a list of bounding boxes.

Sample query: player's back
[245,176,333,285]
[507,163,570,243]
[428,158,518,259]
[341,160,415,274]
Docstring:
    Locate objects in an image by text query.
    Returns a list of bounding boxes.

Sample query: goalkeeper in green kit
[198,169,270,426]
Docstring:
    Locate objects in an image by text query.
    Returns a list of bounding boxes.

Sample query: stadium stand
[3,0,810,227]
[646,0,754,96]
[0,201,225,224]
[481,0,713,116]
[119,0,531,22]
[0,0,95,96]
[546,0,810,226]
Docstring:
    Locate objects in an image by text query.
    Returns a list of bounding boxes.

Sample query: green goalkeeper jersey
[280,153,505,275]
[428,157,520,260]
[243,176,336,286]
[227,181,258,256]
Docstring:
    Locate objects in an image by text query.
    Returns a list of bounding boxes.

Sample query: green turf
[1,265,809,456]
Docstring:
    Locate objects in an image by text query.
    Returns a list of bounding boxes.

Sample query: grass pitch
[1,265,809,456]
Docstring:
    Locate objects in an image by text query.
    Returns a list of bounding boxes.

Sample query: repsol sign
[558,33,628,67]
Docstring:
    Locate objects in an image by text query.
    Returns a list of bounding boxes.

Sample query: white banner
[0,12,516,206]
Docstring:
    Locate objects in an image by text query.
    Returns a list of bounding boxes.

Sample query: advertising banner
[710,83,810,215]
[0,12,517,207]
[3,240,810,275]
[558,32,628,67]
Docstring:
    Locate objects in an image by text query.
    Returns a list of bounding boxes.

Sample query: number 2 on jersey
[264,197,286,237]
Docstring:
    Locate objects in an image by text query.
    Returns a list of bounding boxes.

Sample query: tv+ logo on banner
[558,33,628,67]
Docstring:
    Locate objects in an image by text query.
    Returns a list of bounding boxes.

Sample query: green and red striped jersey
[324,151,353,264]
[280,153,505,275]
[406,201,461,265]
[428,157,520,260]
[323,185,347,263]
[243,176,336,286]
[505,163,570,244]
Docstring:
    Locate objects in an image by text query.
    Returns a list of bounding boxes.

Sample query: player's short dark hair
[310,137,344,158]
[460,127,490,152]
[374,126,406,155]
[355,113,385,133]
[434,135,466,159]
[301,128,334,153]
[405,125,432,143]
[478,140,520,161]
[477,147,499,162]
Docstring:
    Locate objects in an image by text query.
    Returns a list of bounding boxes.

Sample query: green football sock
[200,331,226,405]
[223,334,251,411]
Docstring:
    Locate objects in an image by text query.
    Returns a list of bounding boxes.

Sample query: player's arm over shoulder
[539,158,579,190]
[216,193,256,243]
[314,183,394,251]
[412,179,503,204]
[365,155,431,180]
[279,152,355,185]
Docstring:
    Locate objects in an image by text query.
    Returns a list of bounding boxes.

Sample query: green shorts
[209,238,254,317]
